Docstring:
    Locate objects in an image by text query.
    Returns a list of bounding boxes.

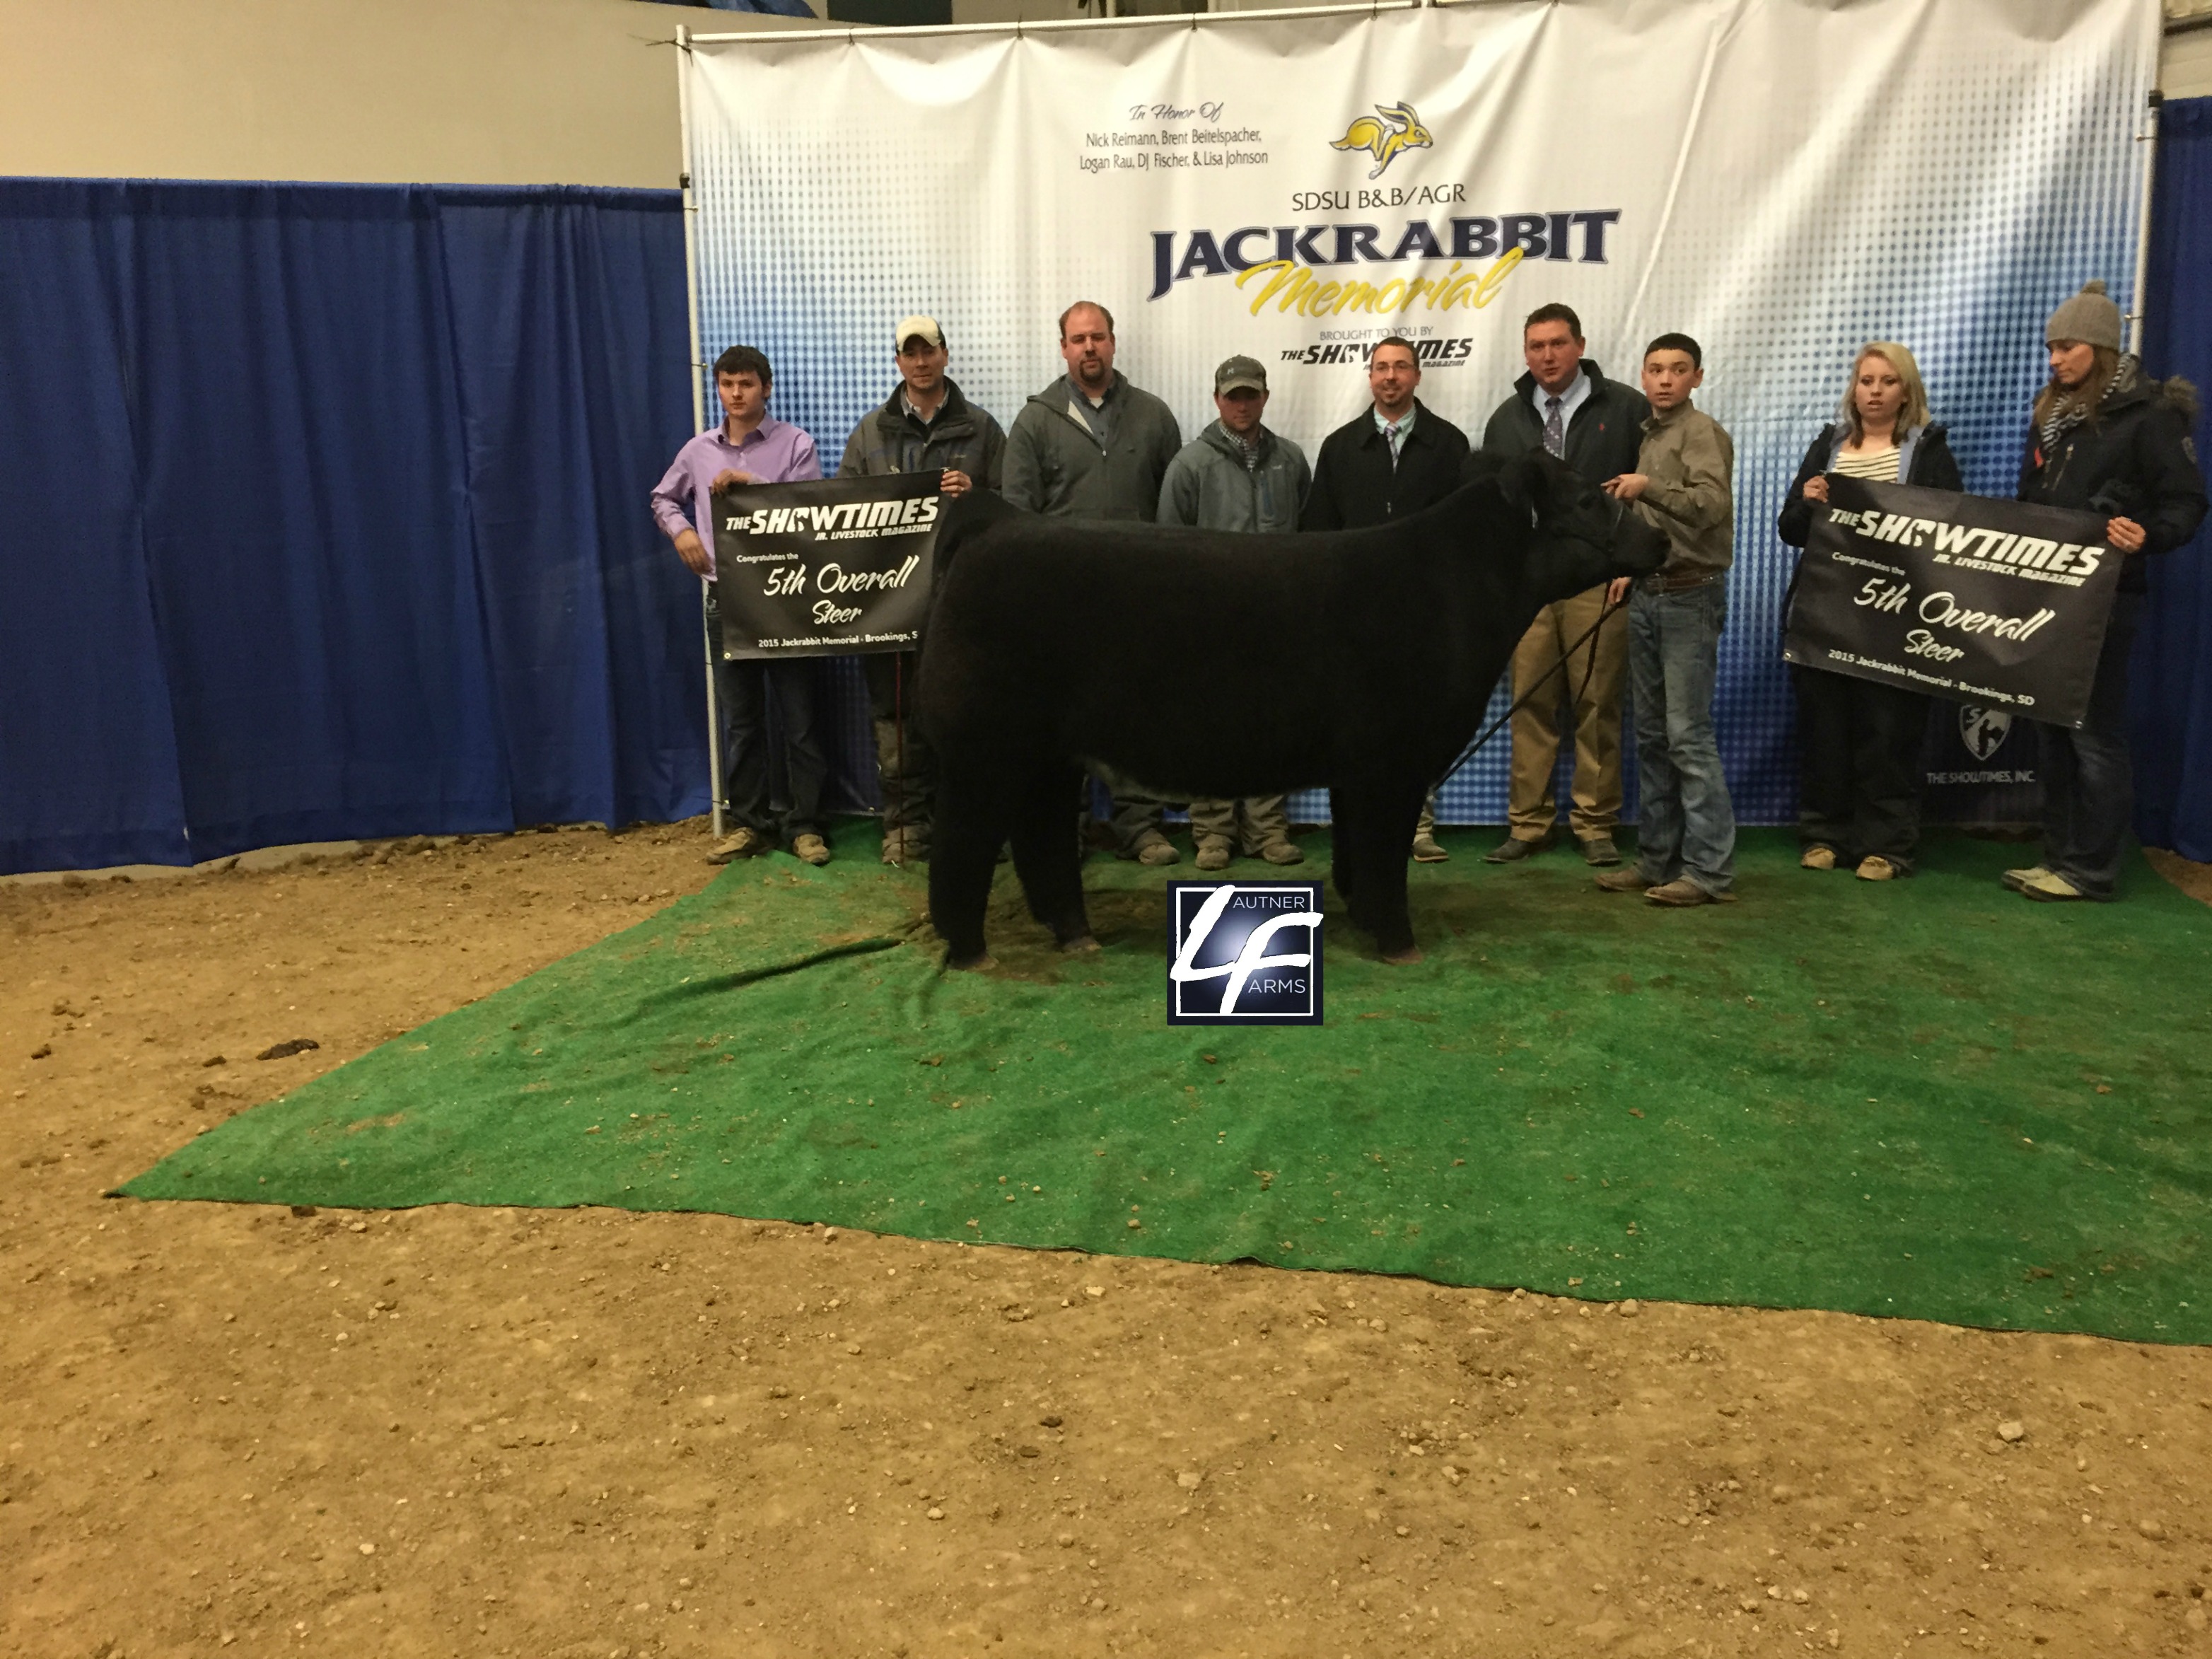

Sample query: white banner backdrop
[682,0,2155,825]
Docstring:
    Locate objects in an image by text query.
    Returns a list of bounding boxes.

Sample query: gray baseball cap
[1214,354,1268,395]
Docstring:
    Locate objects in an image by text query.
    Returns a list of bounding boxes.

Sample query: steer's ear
[1496,452,1546,518]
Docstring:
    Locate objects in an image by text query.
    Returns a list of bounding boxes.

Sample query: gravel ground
[4,823,2210,1658]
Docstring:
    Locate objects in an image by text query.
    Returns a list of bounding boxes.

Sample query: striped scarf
[2038,354,2135,451]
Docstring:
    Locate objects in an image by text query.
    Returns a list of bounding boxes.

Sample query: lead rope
[1432,590,1626,790]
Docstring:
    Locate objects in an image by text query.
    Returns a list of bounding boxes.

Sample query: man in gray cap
[836,314,1006,865]
[1158,355,1312,868]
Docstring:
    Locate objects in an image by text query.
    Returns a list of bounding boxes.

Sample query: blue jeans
[1627,580,1736,895]
[2032,590,2142,900]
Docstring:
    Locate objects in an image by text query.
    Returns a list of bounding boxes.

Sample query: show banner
[681,0,2153,822]
[1783,478,2121,729]
[711,474,939,659]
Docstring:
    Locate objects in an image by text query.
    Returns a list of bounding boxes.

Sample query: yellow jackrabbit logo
[1329,102,1433,179]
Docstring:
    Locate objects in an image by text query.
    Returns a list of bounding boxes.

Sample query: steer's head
[1489,449,1667,605]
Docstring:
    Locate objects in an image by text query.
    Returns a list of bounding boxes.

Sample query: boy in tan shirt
[1595,333,1738,906]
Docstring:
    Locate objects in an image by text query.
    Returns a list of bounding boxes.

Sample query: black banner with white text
[710,473,941,659]
[1783,477,2122,730]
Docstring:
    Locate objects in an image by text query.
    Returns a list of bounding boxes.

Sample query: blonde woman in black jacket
[1778,342,1962,880]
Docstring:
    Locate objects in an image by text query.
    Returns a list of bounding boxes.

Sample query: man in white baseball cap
[834,313,1008,866]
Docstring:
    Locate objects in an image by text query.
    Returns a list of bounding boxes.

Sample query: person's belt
[1641,569,1723,593]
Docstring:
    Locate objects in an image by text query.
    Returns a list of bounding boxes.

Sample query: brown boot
[1646,878,1723,907]
[706,827,769,864]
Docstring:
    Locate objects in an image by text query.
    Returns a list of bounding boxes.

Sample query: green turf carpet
[122,827,2212,1344]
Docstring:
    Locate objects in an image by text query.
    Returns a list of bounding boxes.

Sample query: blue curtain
[0,180,705,874]
[0,183,192,872]
[435,187,708,830]
[2136,95,2212,861]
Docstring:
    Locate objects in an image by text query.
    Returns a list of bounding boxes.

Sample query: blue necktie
[1544,395,1566,458]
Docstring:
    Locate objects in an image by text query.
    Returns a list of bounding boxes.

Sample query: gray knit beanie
[2044,279,2123,351]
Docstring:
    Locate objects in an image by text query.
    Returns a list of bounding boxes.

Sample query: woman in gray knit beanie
[2008,280,2208,902]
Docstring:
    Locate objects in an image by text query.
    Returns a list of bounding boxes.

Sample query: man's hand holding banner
[1783,477,2121,730]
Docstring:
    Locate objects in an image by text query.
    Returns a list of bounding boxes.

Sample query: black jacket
[1299,399,1472,530]
[2018,361,2206,593]
[1776,422,1963,548]
[1481,362,1648,486]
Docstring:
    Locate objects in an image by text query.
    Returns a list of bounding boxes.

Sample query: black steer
[916,449,1667,967]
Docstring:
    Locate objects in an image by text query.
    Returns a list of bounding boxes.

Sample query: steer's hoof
[945,951,999,972]
[1378,945,1425,966]
[1059,934,1102,955]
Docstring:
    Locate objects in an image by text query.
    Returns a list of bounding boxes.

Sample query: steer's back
[921,513,1460,792]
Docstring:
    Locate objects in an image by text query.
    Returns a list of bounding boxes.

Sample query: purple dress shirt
[650,417,822,577]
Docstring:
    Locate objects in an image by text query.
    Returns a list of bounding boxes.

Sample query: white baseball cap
[895,314,945,351]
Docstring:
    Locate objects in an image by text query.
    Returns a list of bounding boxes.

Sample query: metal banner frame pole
[676,22,725,842]
[681,0,1413,45]
[2127,88,2162,359]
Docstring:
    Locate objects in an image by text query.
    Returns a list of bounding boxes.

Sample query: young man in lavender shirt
[651,344,832,866]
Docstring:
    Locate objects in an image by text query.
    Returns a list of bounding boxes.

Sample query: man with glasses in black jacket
[1302,334,1472,862]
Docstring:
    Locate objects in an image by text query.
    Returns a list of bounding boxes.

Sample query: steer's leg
[1327,786,1365,917]
[1010,762,1095,952]
[1363,776,1429,964]
[929,760,1006,970]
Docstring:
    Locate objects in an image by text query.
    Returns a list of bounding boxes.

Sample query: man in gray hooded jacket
[1004,301,1183,523]
[1158,355,1310,869]
[1006,301,1185,863]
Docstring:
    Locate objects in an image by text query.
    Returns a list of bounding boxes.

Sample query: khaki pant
[1506,585,1627,842]
[1188,795,1291,852]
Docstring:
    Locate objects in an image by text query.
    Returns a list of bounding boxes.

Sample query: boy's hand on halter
[1607,576,1632,606]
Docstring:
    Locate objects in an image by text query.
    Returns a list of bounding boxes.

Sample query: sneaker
[706,827,769,864]
[1645,878,1718,907]
[1856,855,1897,882]
[1594,867,1653,893]
[1580,835,1622,867]
[791,833,831,866]
[2020,871,2085,902]
[1256,839,1305,866]
[1194,839,1233,872]
[2001,863,2051,893]
[1136,839,1181,868]
[1410,834,1450,863]
[1800,844,1838,871]
[1484,832,1551,864]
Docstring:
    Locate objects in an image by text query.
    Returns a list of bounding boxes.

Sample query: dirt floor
[5,823,2212,1659]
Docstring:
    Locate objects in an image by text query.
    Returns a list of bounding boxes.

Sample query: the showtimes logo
[1282,336,1473,367]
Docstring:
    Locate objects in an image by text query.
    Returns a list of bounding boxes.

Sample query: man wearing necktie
[1479,303,1651,867]
[1301,336,1472,861]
